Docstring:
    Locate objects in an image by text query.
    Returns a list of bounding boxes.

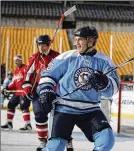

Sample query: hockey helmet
[7,71,13,76]
[74,26,98,39]
[13,54,22,61]
[36,35,51,44]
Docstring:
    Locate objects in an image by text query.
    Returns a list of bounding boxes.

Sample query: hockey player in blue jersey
[1,71,13,106]
[37,26,119,151]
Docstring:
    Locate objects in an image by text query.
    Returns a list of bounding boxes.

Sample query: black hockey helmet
[36,35,51,44]
[74,26,98,39]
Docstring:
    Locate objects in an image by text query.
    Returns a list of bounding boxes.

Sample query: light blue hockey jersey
[3,78,12,88]
[37,49,119,114]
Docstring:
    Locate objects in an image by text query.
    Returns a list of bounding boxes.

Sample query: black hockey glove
[91,71,109,91]
[39,88,56,114]
[1,87,10,97]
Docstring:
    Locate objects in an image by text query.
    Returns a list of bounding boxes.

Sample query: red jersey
[24,49,59,94]
[8,64,26,96]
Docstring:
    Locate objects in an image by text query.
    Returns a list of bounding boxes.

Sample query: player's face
[73,36,88,53]
[8,74,13,80]
[38,44,50,53]
[14,59,22,68]
[73,36,95,53]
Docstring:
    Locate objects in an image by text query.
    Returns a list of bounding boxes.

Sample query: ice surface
[1,110,134,151]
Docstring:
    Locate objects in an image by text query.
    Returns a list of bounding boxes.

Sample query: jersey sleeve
[7,78,16,90]
[37,53,69,94]
[3,78,11,88]
[24,52,39,82]
[25,59,36,82]
[101,59,119,97]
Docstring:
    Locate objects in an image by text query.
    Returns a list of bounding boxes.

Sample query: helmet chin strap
[80,45,94,55]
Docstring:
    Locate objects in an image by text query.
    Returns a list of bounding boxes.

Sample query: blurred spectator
[1,71,13,107]
[3,71,13,88]
[1,64,6,84]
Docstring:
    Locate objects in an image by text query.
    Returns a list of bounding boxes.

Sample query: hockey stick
[6,58,134,104]
[31,5,77,92]
[51,5,77,43]
[104,57,134,75]
[5,90,33,101]
[53,57,134,104]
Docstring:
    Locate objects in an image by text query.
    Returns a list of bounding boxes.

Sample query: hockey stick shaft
[6,90,32,100]
[58,57,134,99]
[52,83,88,104]
[31,5,77,92]
[53,57,134,104]
[51,5,77,43]
[104,57,134,75]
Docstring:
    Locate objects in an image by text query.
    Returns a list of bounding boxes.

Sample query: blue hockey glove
[91,71,109,91]
[39,88,56,114]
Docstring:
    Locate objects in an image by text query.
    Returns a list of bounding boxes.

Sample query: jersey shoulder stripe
[56,49,77,60]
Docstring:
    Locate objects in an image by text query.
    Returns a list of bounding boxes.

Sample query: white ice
[1,109,134,151]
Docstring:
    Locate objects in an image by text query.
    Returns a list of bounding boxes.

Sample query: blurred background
[1,2,134,150]
[1,1,134,83]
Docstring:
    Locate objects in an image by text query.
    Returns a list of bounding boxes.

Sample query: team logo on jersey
[14,73,23,81]
[74,67,94,90]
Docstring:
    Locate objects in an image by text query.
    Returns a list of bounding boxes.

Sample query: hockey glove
[91,71,109,91]
[39,87,56,114]
[1,87,10,97]
[22,81,33,101]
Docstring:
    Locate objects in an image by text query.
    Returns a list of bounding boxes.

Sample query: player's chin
[76,46,81,51]
[77,48,84,54]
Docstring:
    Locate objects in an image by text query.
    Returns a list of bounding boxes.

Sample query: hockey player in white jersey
[37,26,119,151]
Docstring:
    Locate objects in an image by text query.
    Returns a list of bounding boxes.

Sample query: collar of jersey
[80,49,97,56]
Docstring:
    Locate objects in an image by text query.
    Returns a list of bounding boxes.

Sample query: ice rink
[1,109,134,151]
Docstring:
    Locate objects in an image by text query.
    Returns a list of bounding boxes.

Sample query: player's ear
[87,37,95,47]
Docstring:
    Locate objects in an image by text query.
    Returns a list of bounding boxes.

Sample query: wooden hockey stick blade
[64,5,77,17]
[51,5,77,43]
